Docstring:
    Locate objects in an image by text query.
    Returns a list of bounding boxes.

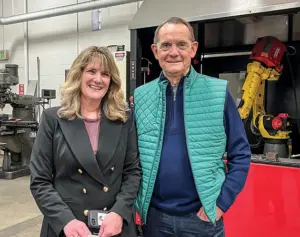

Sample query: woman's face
[81,58,111,103]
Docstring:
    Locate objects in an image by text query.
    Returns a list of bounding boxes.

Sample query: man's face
[151,23,198,78]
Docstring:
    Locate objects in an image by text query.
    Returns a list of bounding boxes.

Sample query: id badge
[88,210,108,229]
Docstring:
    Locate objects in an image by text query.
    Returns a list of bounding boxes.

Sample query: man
[133,17,251,237]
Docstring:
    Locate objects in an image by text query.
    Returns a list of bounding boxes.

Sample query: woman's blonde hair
[57,46,129,122]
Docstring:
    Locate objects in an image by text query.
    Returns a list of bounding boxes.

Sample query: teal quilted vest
[134,66,228,224]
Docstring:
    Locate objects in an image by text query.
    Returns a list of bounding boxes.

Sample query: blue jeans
[142,207,225,237]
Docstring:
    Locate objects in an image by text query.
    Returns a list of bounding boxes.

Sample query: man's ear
[190,41,199,58]
[151,44,159,60]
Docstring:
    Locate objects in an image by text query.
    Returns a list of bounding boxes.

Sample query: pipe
[0,0,139,25]
[24,0,29,93]
[76,0,79,55]
[1,0,3,50]
[37,57,40,121]
[202,51,252,59]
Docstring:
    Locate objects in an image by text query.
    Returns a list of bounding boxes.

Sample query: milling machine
[238,36,293,158]
[0,64,56,179]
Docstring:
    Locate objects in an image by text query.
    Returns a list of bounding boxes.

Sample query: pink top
[83,118,100,155]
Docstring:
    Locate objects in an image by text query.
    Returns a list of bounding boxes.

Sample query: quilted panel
[133,79,167,222]
[185,74,227,222]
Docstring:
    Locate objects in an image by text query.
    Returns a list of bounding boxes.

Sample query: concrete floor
[0,156,42,237]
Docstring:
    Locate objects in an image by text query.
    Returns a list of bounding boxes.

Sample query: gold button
[83,188,87,194]
[103,186,109,192]
[103,207,107,211]
[78,169,83,174]
[83,210,89,216]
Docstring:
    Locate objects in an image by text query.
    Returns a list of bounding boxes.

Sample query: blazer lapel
[58,117,105,184]
[97,115,123,169]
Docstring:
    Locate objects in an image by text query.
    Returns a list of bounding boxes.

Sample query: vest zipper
[172,84,177,101]
[183,80,215,225]
[171,84,178,127]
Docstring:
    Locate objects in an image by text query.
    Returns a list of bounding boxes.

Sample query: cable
[287,45,296,56]
[286,45,300,137]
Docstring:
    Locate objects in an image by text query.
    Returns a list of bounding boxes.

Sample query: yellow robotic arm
[238,61,281,134]
[237,36,292,157]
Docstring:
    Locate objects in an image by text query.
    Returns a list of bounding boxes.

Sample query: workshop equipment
[141,57,152,85]
[0,64,56,179]
[237,36,292,158]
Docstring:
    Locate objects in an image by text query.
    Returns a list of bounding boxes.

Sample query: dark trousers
[142,207,225,237]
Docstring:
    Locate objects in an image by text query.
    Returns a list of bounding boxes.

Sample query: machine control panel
[130,60,136,80]
[42,89,56,99]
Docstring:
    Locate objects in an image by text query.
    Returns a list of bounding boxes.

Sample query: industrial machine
[237,36,292,158]
[0,64,56,179]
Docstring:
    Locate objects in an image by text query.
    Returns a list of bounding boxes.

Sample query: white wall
[0,0,142,114]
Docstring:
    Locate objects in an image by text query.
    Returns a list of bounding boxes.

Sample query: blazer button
[83,210,89,216]
[111,167,114,171]
[103,207,107,211]
[103,186,109,192]
[78,169,83,174]
[83,188,87,194]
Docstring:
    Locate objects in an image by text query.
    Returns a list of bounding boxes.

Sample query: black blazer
[30,106,141,237]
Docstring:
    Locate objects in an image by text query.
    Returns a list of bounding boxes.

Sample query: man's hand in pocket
[197,206,223,222]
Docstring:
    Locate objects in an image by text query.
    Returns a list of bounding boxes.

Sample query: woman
[30,46,141,237]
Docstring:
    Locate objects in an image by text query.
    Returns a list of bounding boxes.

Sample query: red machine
[249,36,286,72]
[224,161,300,237]
[226,36,300,236]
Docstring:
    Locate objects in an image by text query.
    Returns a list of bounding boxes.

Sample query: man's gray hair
[153,17,196,44]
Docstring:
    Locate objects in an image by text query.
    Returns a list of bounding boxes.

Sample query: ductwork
[129,0,300,29]
[0,0,140,25]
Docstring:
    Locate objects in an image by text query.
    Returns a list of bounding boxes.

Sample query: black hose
[286,45,300,137]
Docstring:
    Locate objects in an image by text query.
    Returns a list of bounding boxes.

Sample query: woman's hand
[64,219,92,237]
[98,212,123,237]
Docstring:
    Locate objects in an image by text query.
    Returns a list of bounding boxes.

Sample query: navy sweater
[151,76,251,215]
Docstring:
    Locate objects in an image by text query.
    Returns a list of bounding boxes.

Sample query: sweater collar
[159,65,196,87]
